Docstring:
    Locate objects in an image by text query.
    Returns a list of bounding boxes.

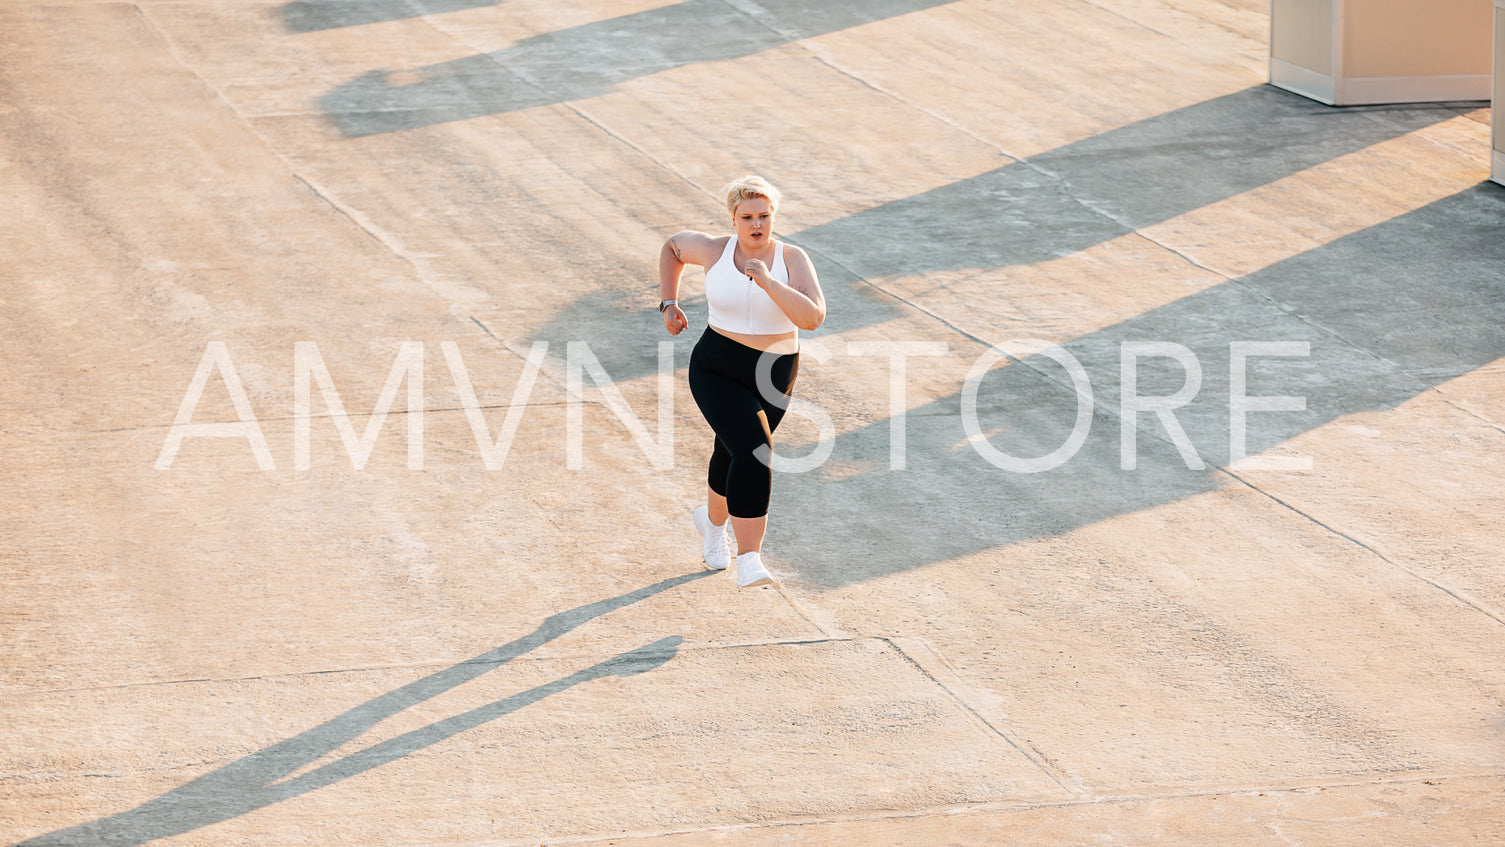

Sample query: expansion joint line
[720,0,1034,161]
[479,769,1505,846]
[563,102,722,206]
[1222,470,1505,629]
[883,636,1081,796]
[133,5,540,373]
[1160,0,1265,43]
[413,9,720,207]
[1071,0,1178,42]
[1422,385,1505,439]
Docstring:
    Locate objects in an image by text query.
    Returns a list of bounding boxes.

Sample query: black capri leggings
[687,328,800,519]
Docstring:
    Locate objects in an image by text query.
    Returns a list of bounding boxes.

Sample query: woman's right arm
[659,231,719,335]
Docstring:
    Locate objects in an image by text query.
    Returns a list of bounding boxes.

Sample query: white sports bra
[704,237,799,335]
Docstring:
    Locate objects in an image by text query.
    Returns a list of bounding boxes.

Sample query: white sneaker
[736,551,774,588]
[692,506,731,570]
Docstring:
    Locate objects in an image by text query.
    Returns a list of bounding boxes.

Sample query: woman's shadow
[14,570,710,846]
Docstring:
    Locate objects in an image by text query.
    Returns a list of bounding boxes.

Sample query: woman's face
[732,196,775,249]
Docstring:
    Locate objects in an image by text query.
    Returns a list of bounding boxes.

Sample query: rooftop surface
[2,0,1504,844]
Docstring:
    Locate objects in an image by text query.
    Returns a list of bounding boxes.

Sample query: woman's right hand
[663,303,688,335]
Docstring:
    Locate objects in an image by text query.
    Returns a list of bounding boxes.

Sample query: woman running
[657,176,826,587]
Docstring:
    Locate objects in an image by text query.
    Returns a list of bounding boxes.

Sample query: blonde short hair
[723,175,781,216]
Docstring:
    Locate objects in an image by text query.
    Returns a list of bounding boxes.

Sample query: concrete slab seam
[478,771,1505,847]
[725,0,1033,160]
[1408,120,1496,161]
[412,7,727,210]
[1072,0,1181,43]
[1206,474,1505,630]
[768,582,844,639]
[882,636,1083,796]
[84,401,575,437]
[566,102,722,204]
[792,242,999,349]
[469,314,500,342]
[1424,384,1505,438]
[1018,156,1233,275]
[7,635,868,697]
[1157,0,1268,45]
[133,2,524,361]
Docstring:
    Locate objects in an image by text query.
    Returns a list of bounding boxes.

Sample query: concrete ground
[3,0,1504,843]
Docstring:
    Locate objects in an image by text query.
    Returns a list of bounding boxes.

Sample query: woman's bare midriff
[709,325,798,354]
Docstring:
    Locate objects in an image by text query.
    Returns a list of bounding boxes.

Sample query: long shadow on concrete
[530,86,1455,387]
[14,571,707,846]
[773,183,1505,586]
[318,0,958,136]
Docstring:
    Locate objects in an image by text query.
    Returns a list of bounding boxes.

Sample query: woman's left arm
[747,245,826,330]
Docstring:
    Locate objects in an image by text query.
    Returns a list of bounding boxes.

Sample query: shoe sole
[739,576,774,588]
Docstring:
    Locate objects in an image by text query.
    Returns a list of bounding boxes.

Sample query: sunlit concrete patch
[566,47,1006,231]
[1,638,1070,845]
[1080,0,1272,64]
[861,235,1224,348]
[572,774,1505,846]
[791,0,1267,159]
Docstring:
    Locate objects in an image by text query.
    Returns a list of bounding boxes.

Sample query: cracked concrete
[3,0,1504,844]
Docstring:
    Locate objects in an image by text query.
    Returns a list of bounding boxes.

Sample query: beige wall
[1272,0,1334,74]
[1495,2,1504,162]
[1272,0,1493,104]
[1344,0,1493,78]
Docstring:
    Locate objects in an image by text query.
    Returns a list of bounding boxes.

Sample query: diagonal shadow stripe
[776,183,1505,586]
[13,572,707,846]
[317,0,958,137]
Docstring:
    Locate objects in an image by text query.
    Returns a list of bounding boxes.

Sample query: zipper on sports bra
[742,272,753,333]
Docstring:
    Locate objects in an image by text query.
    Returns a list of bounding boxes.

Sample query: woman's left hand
[743,258,773,289]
